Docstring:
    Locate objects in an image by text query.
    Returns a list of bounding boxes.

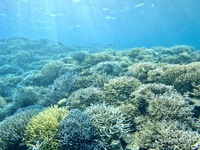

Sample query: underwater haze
[0,0,200,48]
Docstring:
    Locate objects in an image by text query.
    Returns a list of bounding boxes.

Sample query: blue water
[0,0,200,48]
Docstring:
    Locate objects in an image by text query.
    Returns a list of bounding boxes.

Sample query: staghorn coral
[12,86,41,107]
[0,64,23,75]
[66,87,104,110]
[0,96,7,109]
[85,103,130,148]
[128,62,158,83]
[130,84,194,121]
[23,105,67,150]
[91,61,122,76]
[73,73,111,90]
[119,103,140,131]
[71,51,88,62]
[103,76,141,105]
[0,102,20,121]
[83,52,113,67]
[154,45,200,64]
[133,119,200,150]
[147,92,193,122]
[57,109,102,150]
[130,83,200,132]
[0,106,42,150]
[125,45,200,64]
[45,72,77,106]
[126,47,157,63]
[12,51,35,68]
[32,60,64,86]
[130,62,200,95]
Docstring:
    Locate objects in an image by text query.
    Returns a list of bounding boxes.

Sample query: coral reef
[130,84,199,128]
[83,52,113,67]
[103,76,141,105]
[71,51,88,62]
[73,73,111,90]
[24,106,67,150]
[0,38,200,149]
[85,103,130,148]
[0,106,42,150]
[129,62,200,95]
[133,119,200,150]
[66,87,104,110]
[0,96,7,109]
[12,86,40,107]
[0,102,20,121]
[45,72,78,106]
[128,62,158,82]
[33,61,65,86]
[57,109,102,150]
[91,61,122,76]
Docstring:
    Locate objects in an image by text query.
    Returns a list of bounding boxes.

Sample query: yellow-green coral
[24,105,67,150]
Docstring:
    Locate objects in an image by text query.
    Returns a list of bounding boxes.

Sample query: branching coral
[32,60,64,86]
[57,109,102,150]
[0,106,42,150]
[73,73,111,90]
[24,105,67,150]
[0,96,7,109]
[85,103,130,148]
[12,86,40,107]
[45,72,77,106]
[103,76,141,105]
[133,119,200,150]
[130,83,198,129]
[91,61,122,76]
[128,62,158,82]
[129,62,200,95]
[126,47,157,63]
[83,52,113,67]
[66,87,104,110]
[147,92,193,122]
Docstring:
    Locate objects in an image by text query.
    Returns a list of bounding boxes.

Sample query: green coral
[147,92,193,122]
[133,119,200,150]
[33,61,64,85]
[128,62,158,82]
[91,61,122,76]
[130,84,195,123]
[103,76,141,105]
[83,52,113,67]
[119,103,140,130]
[129,62,200,95]
[73,73,111,90]
[126,47,157,63]
[71,51,88,62]
[156,45,200,64]
[24,106,67,150]
[66,87,104,110]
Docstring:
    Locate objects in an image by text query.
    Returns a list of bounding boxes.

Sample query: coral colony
[0,38,200,150]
